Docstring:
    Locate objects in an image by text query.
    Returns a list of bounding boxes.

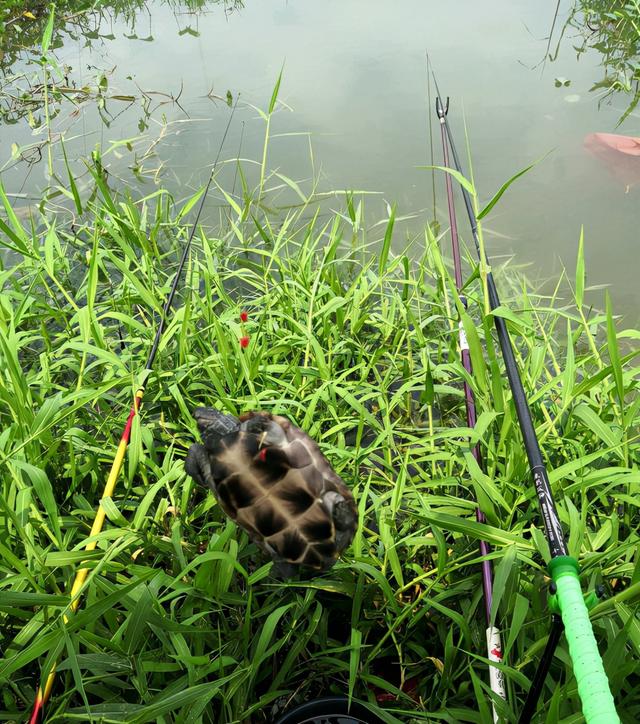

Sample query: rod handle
[550,557,619,723]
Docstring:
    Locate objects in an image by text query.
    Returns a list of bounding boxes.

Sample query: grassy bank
[1,101,639,724]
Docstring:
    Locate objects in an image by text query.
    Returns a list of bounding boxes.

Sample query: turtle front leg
[185,443,215,490]
[194,407,240,452]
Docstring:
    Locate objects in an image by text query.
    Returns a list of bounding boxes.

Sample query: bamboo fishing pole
[29,100,238,723]
[431,74,619,724]
[434,94,506,719]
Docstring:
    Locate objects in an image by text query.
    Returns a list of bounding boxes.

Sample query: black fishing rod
[435,94,506,719]
[431,73,618,723]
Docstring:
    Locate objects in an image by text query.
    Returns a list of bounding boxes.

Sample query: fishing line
[29,96,239,723]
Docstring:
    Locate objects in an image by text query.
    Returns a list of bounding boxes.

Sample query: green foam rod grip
[549,557,619,724]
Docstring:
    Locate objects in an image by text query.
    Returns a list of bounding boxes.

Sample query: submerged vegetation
[0,0,241,45]
[1,76,640,721]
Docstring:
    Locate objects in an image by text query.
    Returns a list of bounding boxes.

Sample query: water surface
[2,0,638,321]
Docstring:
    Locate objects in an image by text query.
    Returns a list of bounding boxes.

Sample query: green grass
[1,63,640,724]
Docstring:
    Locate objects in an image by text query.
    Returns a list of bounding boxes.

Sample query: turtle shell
[186,410,358,575]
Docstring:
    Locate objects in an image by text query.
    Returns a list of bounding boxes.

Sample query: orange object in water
[584,132,640,191]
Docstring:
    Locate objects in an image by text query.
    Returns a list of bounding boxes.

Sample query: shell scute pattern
[185,408,358,576]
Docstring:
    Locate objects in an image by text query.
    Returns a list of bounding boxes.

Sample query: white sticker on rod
[458,320,470,352]
[486,626,506,720]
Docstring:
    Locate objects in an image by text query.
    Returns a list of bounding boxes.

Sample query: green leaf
[252,603,295,668]
[464,451,509,513]
[274,172,308,204]
[458,305,488,395]
[421,350,435,406]
[60,138,82,215]
[11,460,61,544]
[605,291,624,409]
[0,180,36,258]
[562,319,575,408]
[505,593,529,656]
[128,679,233,722]
[418,511,530,548]
[490,544,517,626]
[349,626,362,701]
[489,305,533,332]
[420,165,476,196]
[101,497,129,527]
[268,66,283,114]
[176,186,205,222]
[0,592,69,608]
[45,551,102,566]
[378,204,395,276]
[572,403,623,458]
[41,3,55,54]
[477,156,546,220]
[575,227,585,308]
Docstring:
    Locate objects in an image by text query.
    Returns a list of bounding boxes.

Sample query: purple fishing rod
[436,95,506,715]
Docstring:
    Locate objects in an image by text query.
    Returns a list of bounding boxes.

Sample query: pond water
[2,0,639,323]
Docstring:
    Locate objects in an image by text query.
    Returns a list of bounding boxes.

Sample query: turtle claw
[185,443,214,489]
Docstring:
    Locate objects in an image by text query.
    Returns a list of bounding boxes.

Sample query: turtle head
[322,491,358,552]
[333,499,356,531]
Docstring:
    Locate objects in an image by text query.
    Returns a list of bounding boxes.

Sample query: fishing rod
[434,95,506,719]
[28,100,238,723]
[431,74,619,724]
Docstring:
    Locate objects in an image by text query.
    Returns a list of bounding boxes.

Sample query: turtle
[185,408,358,577]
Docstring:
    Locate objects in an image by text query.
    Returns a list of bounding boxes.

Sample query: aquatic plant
[0,0,243,84]
[557,0,640,124]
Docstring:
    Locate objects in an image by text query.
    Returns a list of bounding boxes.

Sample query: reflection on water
[559,0,640,124]
[1,0,638,322]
